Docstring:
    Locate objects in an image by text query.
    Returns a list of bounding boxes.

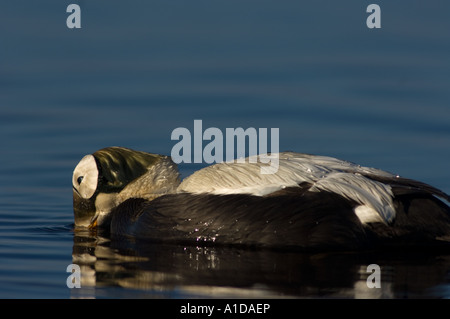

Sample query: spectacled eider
[72,146,450,250]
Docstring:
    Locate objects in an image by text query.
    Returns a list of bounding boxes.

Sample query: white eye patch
[72,154,99,199]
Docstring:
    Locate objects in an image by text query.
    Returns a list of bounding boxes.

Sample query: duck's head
[72,146,180,229]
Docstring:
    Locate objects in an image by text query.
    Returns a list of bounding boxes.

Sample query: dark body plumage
[110,184,450,251]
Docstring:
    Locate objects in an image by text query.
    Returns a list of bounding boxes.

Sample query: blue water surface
[1,1,450,298]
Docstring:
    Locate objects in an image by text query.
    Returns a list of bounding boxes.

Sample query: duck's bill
[73,188,97,228]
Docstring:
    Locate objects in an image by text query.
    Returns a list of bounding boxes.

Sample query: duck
[72,146,450,250]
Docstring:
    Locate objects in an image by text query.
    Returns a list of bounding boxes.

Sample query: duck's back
[109,152,450,250]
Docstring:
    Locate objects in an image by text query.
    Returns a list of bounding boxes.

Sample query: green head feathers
[94,147,161,193]
[72,146,179,228]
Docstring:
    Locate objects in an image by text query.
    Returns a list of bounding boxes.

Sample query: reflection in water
[71,230,450,299]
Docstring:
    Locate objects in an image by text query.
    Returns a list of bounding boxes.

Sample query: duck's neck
[117,155,181,203]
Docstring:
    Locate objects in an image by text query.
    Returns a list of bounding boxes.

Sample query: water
[1,0,450,299]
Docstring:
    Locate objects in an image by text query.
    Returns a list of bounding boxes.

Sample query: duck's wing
[356,173,450,203]
[177,153,393,194]
[177,152,450,226]
[177,152,399,224]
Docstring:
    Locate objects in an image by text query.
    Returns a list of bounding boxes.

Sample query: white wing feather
[177,152,397,224]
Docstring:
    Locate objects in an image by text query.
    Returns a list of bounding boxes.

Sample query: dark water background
[1,1,450,298]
